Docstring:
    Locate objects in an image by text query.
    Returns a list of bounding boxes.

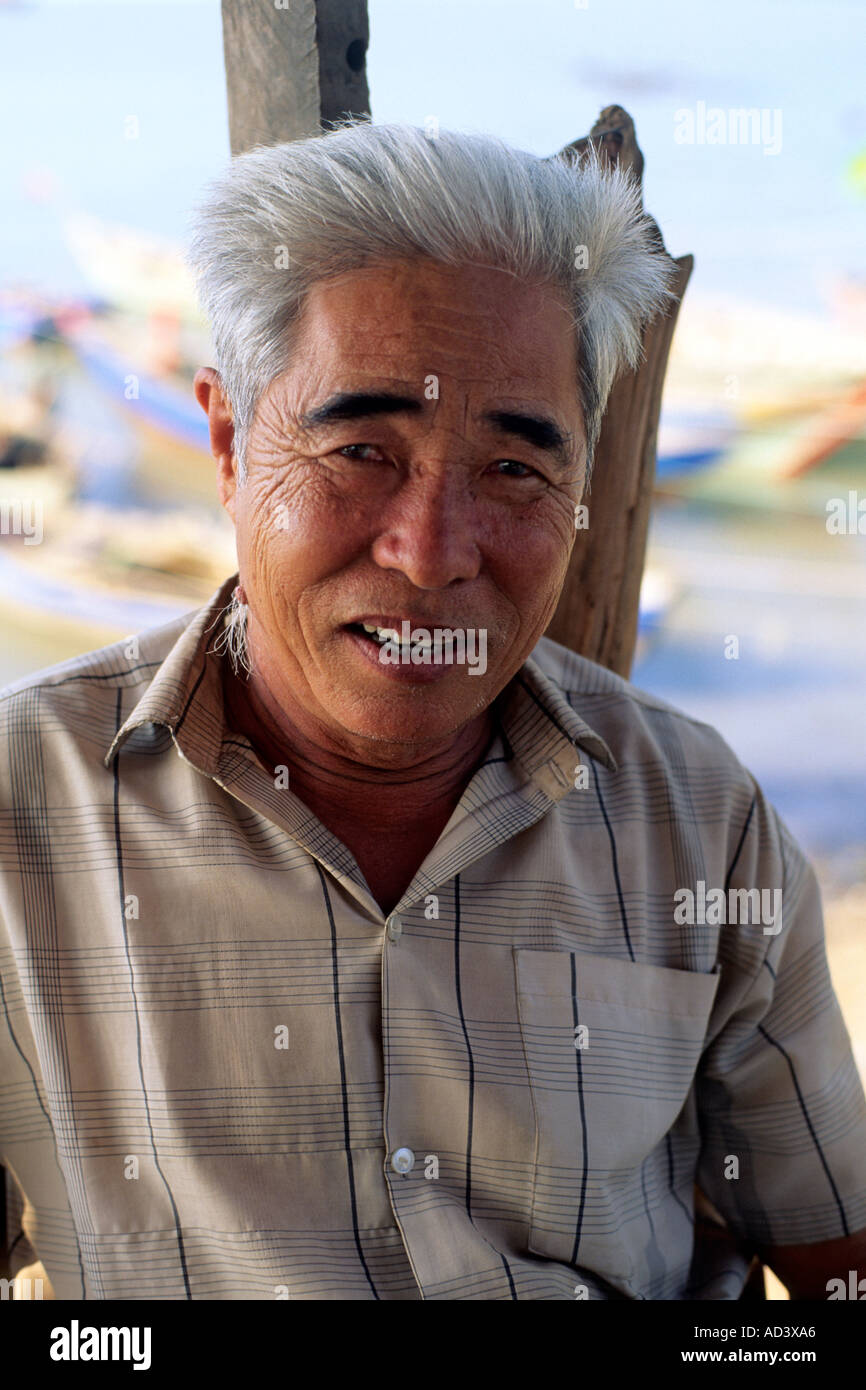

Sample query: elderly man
[1,121,864,1303]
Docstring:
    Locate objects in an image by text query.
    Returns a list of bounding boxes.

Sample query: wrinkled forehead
[265,258,581,410]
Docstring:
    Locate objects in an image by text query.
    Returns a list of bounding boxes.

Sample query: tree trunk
[543,252,693,675]
[221,0,370,155]
[543,106,692,677]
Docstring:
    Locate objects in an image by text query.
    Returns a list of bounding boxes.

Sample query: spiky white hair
[186,118,676,482]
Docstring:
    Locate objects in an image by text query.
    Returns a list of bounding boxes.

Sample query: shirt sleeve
[695,777,866,1248]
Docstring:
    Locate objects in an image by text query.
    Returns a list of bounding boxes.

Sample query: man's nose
[370,467,483,590]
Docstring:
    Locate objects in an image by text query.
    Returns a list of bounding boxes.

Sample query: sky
[0,0,864,314]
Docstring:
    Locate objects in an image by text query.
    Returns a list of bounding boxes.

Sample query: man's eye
[494,459,538,479]
[336,444,385,462]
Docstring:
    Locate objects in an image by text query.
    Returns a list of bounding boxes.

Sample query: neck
[221,658,498,833]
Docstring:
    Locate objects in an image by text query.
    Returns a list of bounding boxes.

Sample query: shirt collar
[103,572,237,772]
[104,573,617,786]
[500,657,617,783]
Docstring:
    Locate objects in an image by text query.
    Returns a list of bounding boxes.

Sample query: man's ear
[194,367,237,517]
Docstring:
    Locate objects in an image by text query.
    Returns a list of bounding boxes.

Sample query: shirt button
[386,915,402,941]
[390,1146,415,1174]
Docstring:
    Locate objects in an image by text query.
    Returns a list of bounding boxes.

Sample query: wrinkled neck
[222,659,498,830]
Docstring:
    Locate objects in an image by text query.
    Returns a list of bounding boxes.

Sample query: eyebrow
[299,390,576,472]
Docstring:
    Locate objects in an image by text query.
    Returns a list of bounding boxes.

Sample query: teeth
[355,621,449,650]
[360,622,401,642]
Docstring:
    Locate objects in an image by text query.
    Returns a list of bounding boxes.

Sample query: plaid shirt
[1,573,864,1301]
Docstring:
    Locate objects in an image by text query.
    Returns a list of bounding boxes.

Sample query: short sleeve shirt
[1,573,864,1300]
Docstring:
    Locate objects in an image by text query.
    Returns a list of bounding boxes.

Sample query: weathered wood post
[544,107,693,676]
[219,10,690,678]
[221,0,370,152]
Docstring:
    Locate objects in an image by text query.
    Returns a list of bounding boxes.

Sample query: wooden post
[543,255,692,675]
[220,0,370,155]
[543,107,693,676]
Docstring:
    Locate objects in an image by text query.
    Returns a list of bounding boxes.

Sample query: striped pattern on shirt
[1,573,864,1300]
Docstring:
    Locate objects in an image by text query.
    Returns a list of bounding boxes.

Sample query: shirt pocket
[514,948,720,1289]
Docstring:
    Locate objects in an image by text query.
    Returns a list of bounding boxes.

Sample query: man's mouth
[344,621,403,647]
[338,615,489,680]
[342,619,441,655]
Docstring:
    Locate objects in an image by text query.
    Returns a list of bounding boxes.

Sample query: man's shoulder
[530,633,751,780]
[530,634,793,884]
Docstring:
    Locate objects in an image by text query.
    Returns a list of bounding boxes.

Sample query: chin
[327,691,480,747]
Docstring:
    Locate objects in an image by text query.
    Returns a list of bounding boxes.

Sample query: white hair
[209,587,251,677]
[185,118,676,482]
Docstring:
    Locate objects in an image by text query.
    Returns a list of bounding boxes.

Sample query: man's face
[216,257,586,754]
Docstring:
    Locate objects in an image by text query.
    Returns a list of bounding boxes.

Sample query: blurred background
[1,0,865,1227]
